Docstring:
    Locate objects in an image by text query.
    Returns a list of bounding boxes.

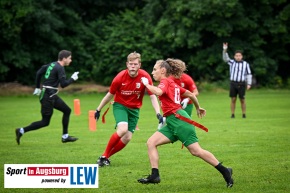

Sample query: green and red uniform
[109,69,154,133]
[158,78,198,147]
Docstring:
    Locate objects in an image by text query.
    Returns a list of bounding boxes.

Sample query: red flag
[102,101,114,123]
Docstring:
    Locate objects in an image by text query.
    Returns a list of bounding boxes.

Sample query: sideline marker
[74,99,81,115]
[89,110,96,131]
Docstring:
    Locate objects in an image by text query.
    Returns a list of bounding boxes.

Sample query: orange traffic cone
[74,99,81,115]
[89,110,96,131]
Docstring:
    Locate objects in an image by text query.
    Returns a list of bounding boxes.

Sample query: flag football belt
[174,113,208,149]
[42,85,59,98]
[102,101,114,123]
[174,113,208,132]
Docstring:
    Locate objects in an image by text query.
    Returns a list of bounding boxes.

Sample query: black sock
[215,163,230,180]
[151,168,159,177]
[215,163,229,175]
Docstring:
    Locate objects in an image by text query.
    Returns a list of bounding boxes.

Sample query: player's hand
[181,98,189,109]
[141,77,149,86]
[223,42,228,50]
[196,108,206,118]
[95,110,101,120]
[71,71,79,81]
[157,117,166,130]
[156,113,164,124]
[33,88,41,96]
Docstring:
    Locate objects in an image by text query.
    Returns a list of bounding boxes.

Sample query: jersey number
[45,63,55,79]
[174,87,181,104]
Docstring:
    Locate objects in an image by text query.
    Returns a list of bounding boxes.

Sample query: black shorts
[229,81,246,99]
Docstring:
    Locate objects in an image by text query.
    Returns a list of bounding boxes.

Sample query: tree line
[1,0,289,87]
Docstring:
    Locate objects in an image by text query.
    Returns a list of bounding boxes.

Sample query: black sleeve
[59,77,74,88]
[35,65,48,88]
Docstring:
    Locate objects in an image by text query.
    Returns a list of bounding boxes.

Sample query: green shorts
[159,109,198,147]
[113,102,139,133]
[184,103,194,117]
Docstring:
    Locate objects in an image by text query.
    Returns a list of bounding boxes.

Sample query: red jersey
[109,69,153,109]
[169,73,197,104]
[158,78,186,117]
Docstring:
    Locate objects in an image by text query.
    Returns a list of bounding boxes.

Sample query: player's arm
[35,65,47,88]
[59,67,75,88]
[144,74,163,122]
[59,77,74,88]
[182,90,206,118]
[144,84,163,96]
[192,81,199,96]
[96,92,114,112]
[188,77,199,96]
[33,65,47,95]
[94,92,114,121]
[192,89,199,96]
[149,94,161,115]
[222,42,231,62]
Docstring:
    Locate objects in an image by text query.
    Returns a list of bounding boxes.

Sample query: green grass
[1,90,290,193]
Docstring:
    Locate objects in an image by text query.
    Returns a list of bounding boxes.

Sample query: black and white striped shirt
[223,52,252,85]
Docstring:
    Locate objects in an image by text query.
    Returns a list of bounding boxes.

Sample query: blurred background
[0,0,289,89]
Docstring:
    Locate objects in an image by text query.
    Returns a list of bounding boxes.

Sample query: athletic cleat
[62,136,78,143]
[242,114,246,118]
[15,128,22,145]
[231,114,235,118]
[138,174,161,184]
[225,168,234,188]
[97,156,110,167]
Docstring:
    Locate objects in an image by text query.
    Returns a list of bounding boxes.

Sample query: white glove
[141,77,149,86]
[71,71,79,81]
[223,43,228,50]
[181,98,189,109]
[33,88,41,96]
[157,117,166,130]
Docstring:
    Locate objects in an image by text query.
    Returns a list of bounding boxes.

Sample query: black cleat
[225,168,234,188]
[138,174,161,184]
[15,128,22,145]
[97,156,110,167]
[231,114,235,118]
[62,136,78,143]
[242,114,246,118]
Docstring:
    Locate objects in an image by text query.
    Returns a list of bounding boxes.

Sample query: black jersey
[35,62,74,88]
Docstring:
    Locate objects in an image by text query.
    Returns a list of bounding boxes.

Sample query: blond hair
[127,51,141,63]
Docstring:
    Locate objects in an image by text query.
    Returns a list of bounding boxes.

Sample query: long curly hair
[165,58,186,78]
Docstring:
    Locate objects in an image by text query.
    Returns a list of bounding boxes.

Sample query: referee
[222,43,252,118]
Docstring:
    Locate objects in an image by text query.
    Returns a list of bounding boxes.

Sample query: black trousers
[23,89,71,135]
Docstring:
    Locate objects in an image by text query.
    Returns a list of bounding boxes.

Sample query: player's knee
[63,107,71,115]
[41,120,50,127]
[146,138,157,148]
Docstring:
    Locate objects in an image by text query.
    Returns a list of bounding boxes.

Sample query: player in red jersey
[137,59,234,188]
[94,51,162,167]
[169,59,198,117]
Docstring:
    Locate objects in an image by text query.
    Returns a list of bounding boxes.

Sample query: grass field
[0,89,290,193]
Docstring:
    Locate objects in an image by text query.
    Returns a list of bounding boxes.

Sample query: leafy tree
[92,9,163,85]
[0,0,34,83]
[142,0,290,86]
[0,0,289,87]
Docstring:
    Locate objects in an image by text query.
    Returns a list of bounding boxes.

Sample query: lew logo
[70,166,98,185]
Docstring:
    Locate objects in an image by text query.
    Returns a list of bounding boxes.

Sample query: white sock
[20,128,24,134]
[62,134,68,139]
